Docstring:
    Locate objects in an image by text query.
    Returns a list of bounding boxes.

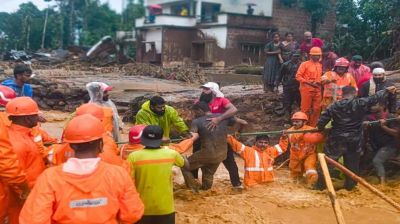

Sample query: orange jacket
[52,134,129,172]
[321,71,357,99]
[119,139,194,159]
[7,124,46,188]
[19,162,144,224]
[284,125,317,158]
[102,107,114,134]
[0,121,26,220]
[227,135,288,187]
[296,60,323,88]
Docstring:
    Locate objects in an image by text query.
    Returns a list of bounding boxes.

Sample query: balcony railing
[136,14,197,28]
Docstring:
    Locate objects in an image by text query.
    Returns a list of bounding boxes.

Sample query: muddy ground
[41,112,400,224]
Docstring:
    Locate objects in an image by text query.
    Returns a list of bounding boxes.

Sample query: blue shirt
[1,79,33,97]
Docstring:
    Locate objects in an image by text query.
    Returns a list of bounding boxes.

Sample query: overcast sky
[0,0,125,13]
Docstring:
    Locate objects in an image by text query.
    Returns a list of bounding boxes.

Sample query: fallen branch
[324,155,400,212]
[318,153,347,224]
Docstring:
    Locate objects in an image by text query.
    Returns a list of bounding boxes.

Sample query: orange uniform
[227,135,288,187]
[102,107,114,134]
[119,139,194,159]
[6,124,46,223]
[52,133,129,171]
[19,161,144,224]
[0,121,26,222]
[296,60,323,127]
[283,125,318,185]
[321,71,357,110]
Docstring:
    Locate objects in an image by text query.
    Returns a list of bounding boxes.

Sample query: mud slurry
[174,168,400,224]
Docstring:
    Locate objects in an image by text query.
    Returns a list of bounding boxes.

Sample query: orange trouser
[300,86,321,127]
[289,151,318,185]
[6,191,21,224]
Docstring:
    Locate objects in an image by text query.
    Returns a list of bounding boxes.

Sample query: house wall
[161,28,198,67]
[144,28,163,53]
[271,0,336,40]
[200,27,228,49]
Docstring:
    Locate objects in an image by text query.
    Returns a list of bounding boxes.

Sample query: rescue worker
[86,82,122,141]
[119,125,194,159]
[321,45,338,72]
[359,68,397,113]
[296,46,323,127]
[181,102,246,191]
[276,51,301,117]
[364,103,399,185]
[52,103,128,171]
[348,55,371,89]
[19,114,144,224]
[198,82,243,188]
[227,133,288,187]
[321,57,357,110]
[2,64,34,97]
[316,86,396,190]
[283,112,318,187]
[128,125,188,224]
[5,97,46,223]
[0,85,29,223]
[135,96,190,141]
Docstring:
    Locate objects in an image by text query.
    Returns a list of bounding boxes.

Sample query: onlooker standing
[348,55,371,89]
[276,51,301,116]
[263,32,283,92]
[299,31,324,60]
[2,64,34,97]
[281,32,299,62]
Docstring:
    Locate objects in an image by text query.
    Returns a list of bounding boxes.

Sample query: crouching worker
[227,133,288,187]
[19,114,144,224]
[283,112,322,187]
[128,125,188,224]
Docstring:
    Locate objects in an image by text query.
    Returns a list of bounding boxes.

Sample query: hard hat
[309,47,322,56]
[63,114,104,143]
[334,57,350,67]
[0,85,16,107]
[76,103,104,120]
[129,125,147,144]
[303,132,325,144]
[6,97,39,116]
[291,112,308,121]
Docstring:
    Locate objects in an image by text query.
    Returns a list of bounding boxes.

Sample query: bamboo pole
[275,158,290,170]
[324,155,400,212]
[318,153,346,224]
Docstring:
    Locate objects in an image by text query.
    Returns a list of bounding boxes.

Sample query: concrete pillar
[196,0,202,22]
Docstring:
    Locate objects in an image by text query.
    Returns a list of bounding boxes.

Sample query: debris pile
[122,63,207,84]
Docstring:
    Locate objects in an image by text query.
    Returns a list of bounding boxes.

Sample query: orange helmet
[309,47,322,56]
[0,85,16,107]
[76,103,104,120]
[6,97,39,116]
[129,125,146,144]
[334,57,350,67]
[303,132,325,144]
[291,112,308,121]
[64,114,104,143]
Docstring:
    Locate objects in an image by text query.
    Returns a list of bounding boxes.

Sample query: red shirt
[209,97,231,113]
[300,38,324,54]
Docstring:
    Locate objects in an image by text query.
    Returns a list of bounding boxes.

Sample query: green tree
[300,0,332,34]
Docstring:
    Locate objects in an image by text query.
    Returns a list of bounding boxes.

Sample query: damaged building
[134,0,336,67]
